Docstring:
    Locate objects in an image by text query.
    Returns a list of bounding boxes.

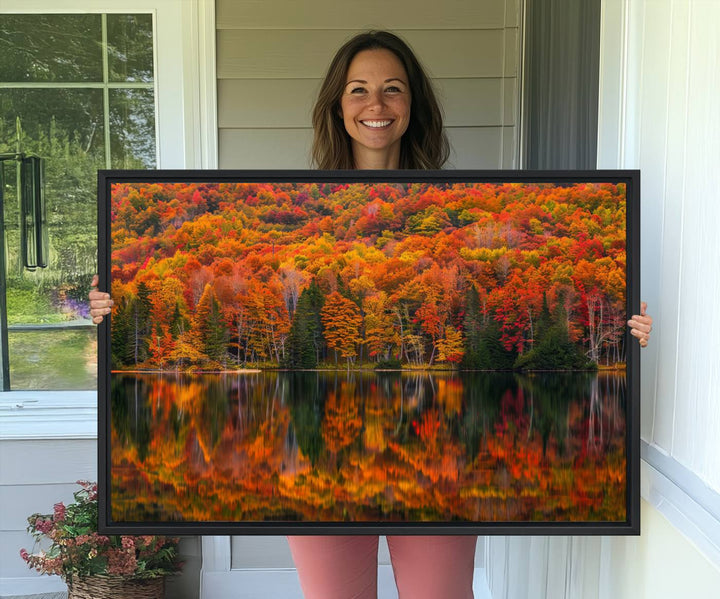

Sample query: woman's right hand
[89,274,113,324]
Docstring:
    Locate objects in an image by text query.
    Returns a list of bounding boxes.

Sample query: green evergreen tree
[461,285,483,369]
[170,303,188,339]
[514,325,592,370]
[476,321,517,370]
[123,282,152,366]
[515,289,592,371]
[193,285,228,364]
[110,296,131,368]
[285,280,325,368]
[535,292,552,342]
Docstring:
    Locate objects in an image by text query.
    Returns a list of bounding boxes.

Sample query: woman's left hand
[627,301,653,348]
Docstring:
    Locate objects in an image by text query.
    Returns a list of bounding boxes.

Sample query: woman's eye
[385,86,402,93]
[349,87,367,94]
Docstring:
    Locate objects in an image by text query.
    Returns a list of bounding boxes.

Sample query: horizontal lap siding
[0,439,96,579]
[219,79,516,128]
[216,0,517,30]
[217,1,521,170]
[217,30,512,79]
[219,126,513,170]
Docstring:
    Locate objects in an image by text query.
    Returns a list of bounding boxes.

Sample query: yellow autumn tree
[437,326,464,363]
[363,292,398,362]
[321,291,362,369]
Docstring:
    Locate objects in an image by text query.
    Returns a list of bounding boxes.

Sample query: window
[0,13,156,390]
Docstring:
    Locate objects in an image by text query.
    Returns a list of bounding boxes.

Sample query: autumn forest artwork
[103,174,634,530]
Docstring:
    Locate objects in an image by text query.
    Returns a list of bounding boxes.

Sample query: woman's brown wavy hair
[311,31,449,170]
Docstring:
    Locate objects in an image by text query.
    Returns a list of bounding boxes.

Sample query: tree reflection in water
[110,370,626,523]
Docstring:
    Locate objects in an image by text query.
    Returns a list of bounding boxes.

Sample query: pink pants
[287,535,477,599]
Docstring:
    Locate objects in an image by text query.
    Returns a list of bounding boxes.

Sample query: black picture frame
[98,169,640,536]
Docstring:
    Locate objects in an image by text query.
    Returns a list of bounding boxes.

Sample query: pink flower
[53,502,66,522]
[121,536,135,550]
[43,556,64,576]
[21,482,180,580]
[34,517,54,535]
[75,480,98,500]
[107,548,137,576]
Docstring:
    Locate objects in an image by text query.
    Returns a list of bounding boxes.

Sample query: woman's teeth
[362,120,392,128]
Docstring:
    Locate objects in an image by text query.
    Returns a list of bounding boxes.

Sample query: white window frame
[0,0,217,439]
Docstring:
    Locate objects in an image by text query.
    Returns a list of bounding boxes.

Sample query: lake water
[109,370,627,524]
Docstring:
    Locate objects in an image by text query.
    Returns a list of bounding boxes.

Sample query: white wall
[598,501,720,599]
[486,0,720,596]
[598,0,720,490]
[485,463,720,599]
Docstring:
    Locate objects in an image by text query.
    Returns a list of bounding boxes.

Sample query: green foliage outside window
[0,13,156,389]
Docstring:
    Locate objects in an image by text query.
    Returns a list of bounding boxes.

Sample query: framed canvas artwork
[98,170,640,535]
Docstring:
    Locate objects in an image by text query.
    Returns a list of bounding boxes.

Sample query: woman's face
[340,48,411,169]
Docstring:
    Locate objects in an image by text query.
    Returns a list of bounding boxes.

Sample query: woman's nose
[366,89,385,110]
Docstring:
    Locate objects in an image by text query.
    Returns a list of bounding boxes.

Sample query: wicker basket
[67,575,165,599]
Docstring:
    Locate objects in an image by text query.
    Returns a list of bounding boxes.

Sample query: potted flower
[20,480,182,599]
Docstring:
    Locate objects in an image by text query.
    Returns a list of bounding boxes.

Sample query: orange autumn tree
[321,292,362,369]
[363,292,399,362]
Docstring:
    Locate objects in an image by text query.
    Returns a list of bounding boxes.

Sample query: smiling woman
[311,30,449,171]
[340,49,412,169]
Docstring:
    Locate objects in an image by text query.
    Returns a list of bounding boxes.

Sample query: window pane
[110,89,156,169]
[0,14,102,82]
[1,88,105,278]
[0,89,106,162]
[1,88,103,390]
[107,14,154,83]
[1,91,100,392]
[8,329,97,390]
